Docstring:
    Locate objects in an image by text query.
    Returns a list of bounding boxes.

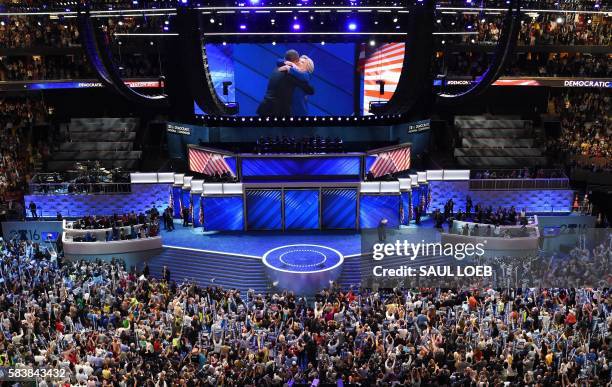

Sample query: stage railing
[469,178,570,190]
[29,182,132,195]
[470,168,566,179]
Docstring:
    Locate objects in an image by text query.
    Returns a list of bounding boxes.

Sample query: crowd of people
[0,17,80,49]
[0,55,93,82]
[64,211,161,242]
[0,98,51,209]
[437,52,611,78]
[0,237,610,385]
[434,197,530,230]
[546,90,611,171]
[254,136,345,154]
[435,13,610,46]
[0,54,162,82]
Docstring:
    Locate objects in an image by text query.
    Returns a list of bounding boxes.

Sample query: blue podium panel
[202,196,244,231]
[241,156,362,180]
[192,194,202,227]
[181,189,192,213]
[246,190,282,230]
[172,186,182,218]
[284,190,320,230]
[401,191,411,225]
[321,188,357,229]
[360,194,400,228]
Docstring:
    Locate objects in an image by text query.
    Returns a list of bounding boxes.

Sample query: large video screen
[197,42,405,117]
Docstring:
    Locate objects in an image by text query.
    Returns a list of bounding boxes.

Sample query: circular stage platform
[262,244,344,293]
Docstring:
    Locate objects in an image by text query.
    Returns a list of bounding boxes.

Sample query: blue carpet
[161,221,363,256]
[160,218,442,257]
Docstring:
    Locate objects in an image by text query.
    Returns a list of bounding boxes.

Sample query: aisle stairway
[48,118,142,171]
[455,115,546,167]
[146,247,270,294]
[146,248,462,294]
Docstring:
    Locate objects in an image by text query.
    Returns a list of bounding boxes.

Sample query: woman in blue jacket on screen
[279,55,315,116]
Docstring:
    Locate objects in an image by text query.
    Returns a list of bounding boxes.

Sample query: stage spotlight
[272,41,276,45]
[209,18,215,23]
[369,40,376,46]
[293,23,301,31]
[240,24,247,30]
[271,19,275,24]
[441,40,445,44]
[393,18,398,23]
[471,38,475,43]
[348,22,357,31]
[556,17,564,23]
[321,41,325,45]
[436,19,441,23]
[249,0,260,4]
[222,41,227,45]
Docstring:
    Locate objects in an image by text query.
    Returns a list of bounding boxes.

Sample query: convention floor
[160,217,435,257]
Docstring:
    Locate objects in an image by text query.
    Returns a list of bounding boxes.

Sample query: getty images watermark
[370,240,492,278]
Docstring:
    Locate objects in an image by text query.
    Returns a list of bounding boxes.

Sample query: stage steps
[51,150,142,161]
[459,128,534,138]
[59,142,133,151]
[455,116,531,129]
[145,247,270,294]
[68,117,139,132]
[454,115,546,168]
[69,131,137,142]
[49,117,142,171]
[455,148,544,157]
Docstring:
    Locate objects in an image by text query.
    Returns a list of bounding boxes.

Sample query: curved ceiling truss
[369,1,435,116]
[436,0,522,103]
[176,7,238,116]
[76,6,169,108]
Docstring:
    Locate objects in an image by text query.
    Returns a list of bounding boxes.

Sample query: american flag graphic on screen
[362,42,405,115]
[369,146,411,178]
[188,148,235,176]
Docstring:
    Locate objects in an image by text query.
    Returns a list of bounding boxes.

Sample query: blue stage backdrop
[172,186,183,218]
[401,191,411,225]
[428,181,574,213]
[284,190,320,230]
[181,189,192,219]
[204,43,357,116]
[241,156,362,180]
[202,196,244,231]
[25,184,172,219]
[321,188,357,229]
[246,190,282,230]
[360,194,400,228]
[192,194,202,228]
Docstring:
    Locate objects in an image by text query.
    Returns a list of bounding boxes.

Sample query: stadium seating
[48,117,142,171]
[455,116,547,167]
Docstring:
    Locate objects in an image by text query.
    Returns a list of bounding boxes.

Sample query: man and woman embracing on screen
[257,49,315,117]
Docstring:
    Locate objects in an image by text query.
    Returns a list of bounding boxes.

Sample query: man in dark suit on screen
[257,49,314,116]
